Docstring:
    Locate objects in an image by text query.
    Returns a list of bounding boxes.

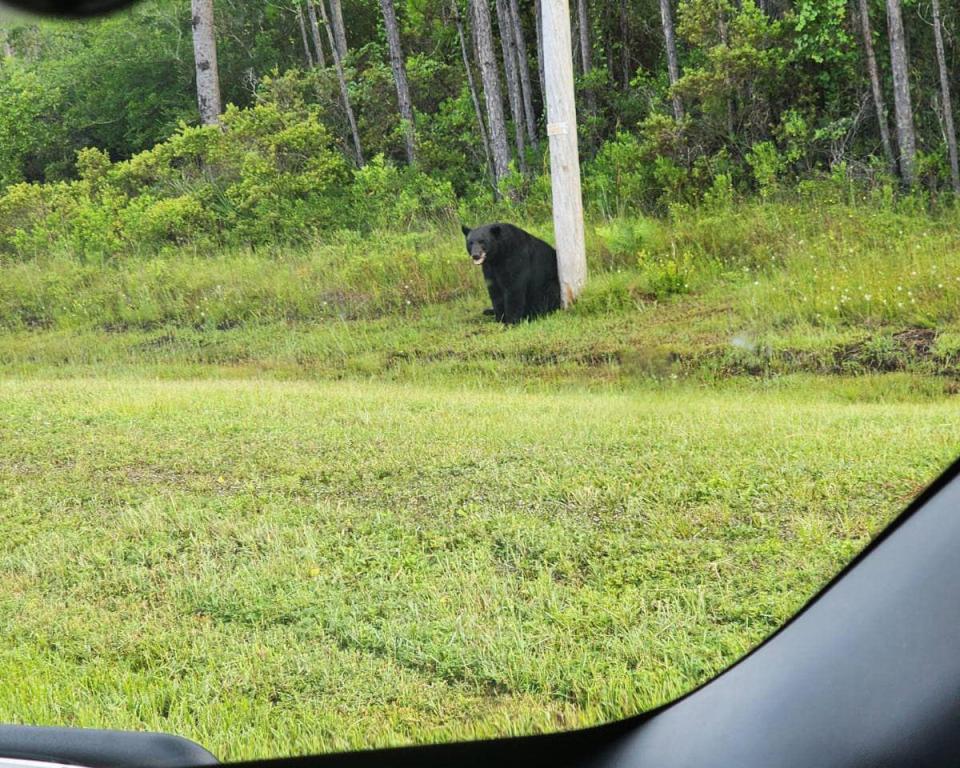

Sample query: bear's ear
[461,224,471,237]
[490,225,502,238]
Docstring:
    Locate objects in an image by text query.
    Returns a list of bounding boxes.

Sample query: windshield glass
[0,0,957,761]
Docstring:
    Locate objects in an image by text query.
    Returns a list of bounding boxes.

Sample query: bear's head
[461,224,502,267]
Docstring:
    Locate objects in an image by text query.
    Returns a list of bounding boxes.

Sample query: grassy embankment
[0,197,957,760]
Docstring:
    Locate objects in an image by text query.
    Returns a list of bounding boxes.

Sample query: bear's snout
[470,247,487,265]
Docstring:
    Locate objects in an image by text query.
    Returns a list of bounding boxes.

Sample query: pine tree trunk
[659,0,683,121]
[619,0,631,90]
[577,0,596,112]
[470,0,511,194]
[885,0,916,186]
[380,0,417,165]
[329,0,349,60]
[318,0,364,166]
[191,0,222,126]
[932,0,960,192]
[305,0,327,68]
[857,0,895,174]
[495,0,527,172]
[509,0,539,148]
[296,3,315,67]
[717,8,734,137]
[577,0,591,75]
[535,0,546,106]
[0,29,13,59]
[604,3,615,82]
[451,0,496,190]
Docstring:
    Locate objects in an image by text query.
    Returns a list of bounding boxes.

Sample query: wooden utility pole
[542,0,587,306]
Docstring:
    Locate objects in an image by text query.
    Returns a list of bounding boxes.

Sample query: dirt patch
[893,328,937,356]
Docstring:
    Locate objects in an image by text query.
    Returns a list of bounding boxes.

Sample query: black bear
[460,223,562,324]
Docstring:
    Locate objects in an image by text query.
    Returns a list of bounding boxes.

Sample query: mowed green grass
[0,377,955,760]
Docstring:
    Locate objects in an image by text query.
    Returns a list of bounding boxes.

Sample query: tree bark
[659,0,683,121]
[535,0,547,107]
[509,0,539,148]
[495,0,527,171]
[932,0,960,192]
[470,0,512,194]
[380,0,417,165]
[619,0,631,89]
[190,0,222,126]
[296,3,315,67]
[577,0,596,112]
[577,0,591,76]
[717,7,734,137]
[885,0,916,186]
[305,0,327,68]
[451,0,496,190]
[329,0,349,60]
[318,0,364,166]
[857,0,895,174]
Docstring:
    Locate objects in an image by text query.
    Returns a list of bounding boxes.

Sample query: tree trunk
[577,0,591,76]
[577,0,596,112]
[717,8,734,137]
[604,3,615,82]
[451,0,497,191]
[619,0,631,89]
[318,0,364,166]
[495,0,527,172]
[932,0,960,192]
[296,4,315,67]
[470,0,512,194]
[535,0,547,107]
[659,0,683,121]
[0,29,13,59]
[305,0,327,68]
[190,0,222,126]
[380,0,417,165]
[885,0,916,186]
[857,0,895,174]
[509,0,539,148]
[329,0,349,61]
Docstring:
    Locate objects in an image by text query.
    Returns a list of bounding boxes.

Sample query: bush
[0,98,466,259]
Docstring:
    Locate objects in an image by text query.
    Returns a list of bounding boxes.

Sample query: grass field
[0,377,956,760]
[1,197,959,760]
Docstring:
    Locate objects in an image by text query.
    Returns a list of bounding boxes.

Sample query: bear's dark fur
[461,223,562,324]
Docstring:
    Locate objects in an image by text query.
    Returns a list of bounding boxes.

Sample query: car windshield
[0,0,957,761]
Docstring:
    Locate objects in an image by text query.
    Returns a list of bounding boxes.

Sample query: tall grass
[2,193,959,383]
